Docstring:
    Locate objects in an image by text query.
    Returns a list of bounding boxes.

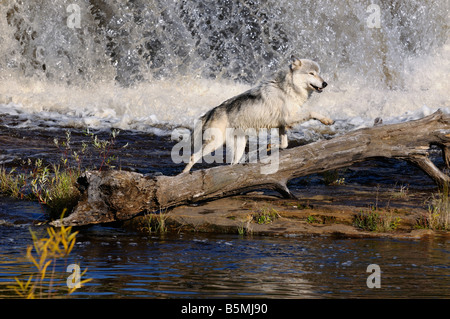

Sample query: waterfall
[0,0,448,133]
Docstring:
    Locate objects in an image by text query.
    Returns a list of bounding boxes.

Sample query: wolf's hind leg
[182,138,224,173]
[182,151,202,173]
[182,126,225,173]
[201,137,224,162]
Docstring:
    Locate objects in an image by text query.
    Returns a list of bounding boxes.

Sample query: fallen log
[51,110,450,227]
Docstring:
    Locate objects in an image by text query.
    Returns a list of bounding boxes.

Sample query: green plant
[26,162,80,219]
[0,167,27,198]
[144,209,170,234]
[252,207,280,224]
[44,165,80,218]
[237,224,245,235]
[237,214,254,235]
[306,215,318,224]
[354,210,381,231]
[353,208,401,232]
[83,128,127,171]
[389,216,402,231]
[419,186,450,230]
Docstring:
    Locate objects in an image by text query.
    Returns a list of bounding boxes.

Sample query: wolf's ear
[290,56,302,71]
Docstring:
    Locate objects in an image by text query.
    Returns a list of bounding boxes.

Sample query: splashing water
[0,0,448,137]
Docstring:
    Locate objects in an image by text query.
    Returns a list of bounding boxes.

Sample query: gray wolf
[182,57,333,173]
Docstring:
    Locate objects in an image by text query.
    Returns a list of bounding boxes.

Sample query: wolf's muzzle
[311,81,327,93]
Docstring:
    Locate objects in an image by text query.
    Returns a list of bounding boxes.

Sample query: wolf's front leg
[231,135,247,164]
[309,111,334,125]
[279,126,288,149]
[280,134,288,149]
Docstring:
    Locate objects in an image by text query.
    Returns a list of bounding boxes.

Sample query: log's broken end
[50,170,159,227]
[50,202,111,227]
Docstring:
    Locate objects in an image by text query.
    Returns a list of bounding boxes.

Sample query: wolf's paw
[321,118,334,125]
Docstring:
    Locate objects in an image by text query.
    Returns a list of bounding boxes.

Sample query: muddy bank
[125,185,446,239]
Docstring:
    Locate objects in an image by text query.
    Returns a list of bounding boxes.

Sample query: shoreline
[125,185,448,240]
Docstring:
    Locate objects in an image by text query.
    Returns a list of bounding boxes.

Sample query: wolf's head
[290,58,327,94]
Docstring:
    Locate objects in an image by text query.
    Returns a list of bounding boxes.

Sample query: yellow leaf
[30,230,40,253]
[80,277,93,285]
[60,208,68,219]
[11,275,35,298]
[47,227,56,238]
[68,231,78,241]
[25,275,34,290]
[60,236,68,253]
[40,259,52,280]
[14,277,24,291]
[26,246,39,269]
[68,287,77,295]
[39,248,48,269]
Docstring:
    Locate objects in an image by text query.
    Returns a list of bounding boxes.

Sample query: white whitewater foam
[0,42,448,139]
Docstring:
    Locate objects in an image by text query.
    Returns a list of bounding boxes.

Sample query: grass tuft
[416,184,450,231]
[353,206,401,232]
[251,207,280,225]
[143,209,170,234]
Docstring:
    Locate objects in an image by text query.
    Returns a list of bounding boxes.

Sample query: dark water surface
[0,216,448,299]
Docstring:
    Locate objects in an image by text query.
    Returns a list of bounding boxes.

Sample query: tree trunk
[51,110,450,227]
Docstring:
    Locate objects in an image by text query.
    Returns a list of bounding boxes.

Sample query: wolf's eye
[309,72,314,75]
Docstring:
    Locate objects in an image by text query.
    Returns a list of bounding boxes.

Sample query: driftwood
[51,110,450,227]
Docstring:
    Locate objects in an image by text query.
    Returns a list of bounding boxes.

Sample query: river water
[0,198,448,299]
[0,0,449,298]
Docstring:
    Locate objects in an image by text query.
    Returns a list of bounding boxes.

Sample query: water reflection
[69,230,314,298]
[4,226,446,299]
[0,207,448,299]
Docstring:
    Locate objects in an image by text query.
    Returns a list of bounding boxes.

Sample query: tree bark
[51,110,450,227]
